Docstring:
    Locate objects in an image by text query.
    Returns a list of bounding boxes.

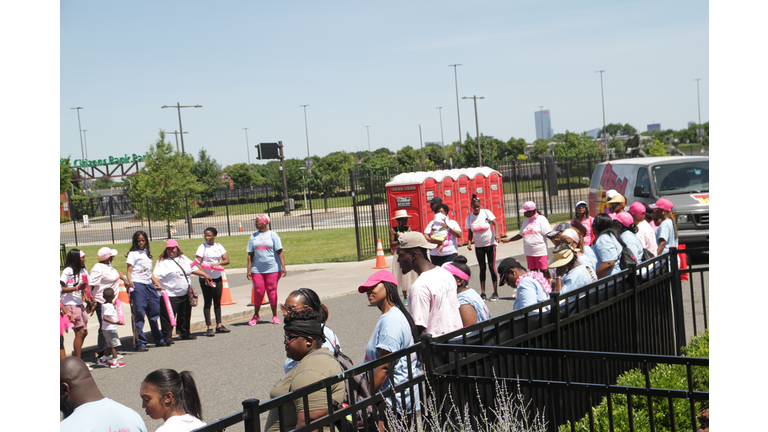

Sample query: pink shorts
[526,255,548,270]
[64,304,88,328]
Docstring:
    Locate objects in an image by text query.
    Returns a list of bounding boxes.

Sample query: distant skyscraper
[534,110,553,140]
[585,128,601,139]
[647,123,661,131]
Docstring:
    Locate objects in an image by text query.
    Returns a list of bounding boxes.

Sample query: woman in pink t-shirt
[570,201,595,246]
[501,201,553,279]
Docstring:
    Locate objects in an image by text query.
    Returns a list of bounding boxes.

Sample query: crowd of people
[60,195,679,431]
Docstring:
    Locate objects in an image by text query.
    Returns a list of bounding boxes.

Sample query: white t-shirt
[60,267,89,306]
[636,221,658,256]
[90,262,121,304]
[101,302,117,331]
[156,414,206,432]
[407,266,462,337]
[518,215,552,257]
[126,250,154,284]
[195,242,227,279]
[59,398,147,432]
[465,209,498,248]
[423,218,462,256]
[153,256,197,297]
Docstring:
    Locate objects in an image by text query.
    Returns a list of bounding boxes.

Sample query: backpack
[613,234,638,270]
[312,346,377,431]
[641,248,655,261]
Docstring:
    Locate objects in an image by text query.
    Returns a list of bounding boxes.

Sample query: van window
[635,167,651,193]
[651,161,709,194]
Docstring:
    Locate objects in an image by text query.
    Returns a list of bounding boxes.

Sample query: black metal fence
[196,248,708,432]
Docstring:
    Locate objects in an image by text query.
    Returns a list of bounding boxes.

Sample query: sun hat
[165,239,179,248]
[605,189,619,200]
[650,198,673,211]
[628,202,647,217]
[575,200,587,208]
[497,257,521,286]
[397,232,437,250]
[97,247,118,260]
[549,246,577,268]
[606,193,625,204]
[391,209,412,220]
[519,201,537,213]
[615,212,634,228]
[443,262,470,282]
[358,270,398,293]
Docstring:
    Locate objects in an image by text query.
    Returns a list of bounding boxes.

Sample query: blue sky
[58,0,709,168]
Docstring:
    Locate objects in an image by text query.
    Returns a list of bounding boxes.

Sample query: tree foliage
[225,163,263,187]
[552,131,602,160]
[191,148,223,197]
[602,122,637,137]
[60,157,73,195]
[647,138,669,157]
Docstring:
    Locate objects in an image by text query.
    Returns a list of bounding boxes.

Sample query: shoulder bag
[614,234,638,270]
[170,258,198,307]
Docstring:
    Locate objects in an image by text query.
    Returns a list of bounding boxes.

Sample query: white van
[588,156,709,247]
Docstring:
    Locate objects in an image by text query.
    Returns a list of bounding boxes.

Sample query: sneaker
[216,325,230,333]
[480,293,487,301]
[110,361,126,368]
[97,357,110,368]
[206,328,215,337]
[135,346,149,352]
[109,354,125,360]
[248,315,259,326]
[403,298,408,306]
[181,334,197,340]
[490,292,499,301]
[87,365,93,371]
[272,316,281,325]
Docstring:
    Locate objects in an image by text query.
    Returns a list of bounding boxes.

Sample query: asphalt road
[85,251,708,430]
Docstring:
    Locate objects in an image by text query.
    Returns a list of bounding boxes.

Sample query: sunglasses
[280,303,308,314]
[284,334,300,343]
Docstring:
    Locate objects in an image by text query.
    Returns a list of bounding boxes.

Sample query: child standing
[501,201,553,284]
[98,288,126,368]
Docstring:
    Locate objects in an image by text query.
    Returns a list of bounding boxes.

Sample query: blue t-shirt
[60,398,147,432]
[655,219,677,255]
[364,307,421,413]
[621,231,645,264]
[578,245,598,269]
[457,288,490,323]
[593,233,623,278]
[513,276,550,310]
[246,231,283,274]
[561,264,597,295]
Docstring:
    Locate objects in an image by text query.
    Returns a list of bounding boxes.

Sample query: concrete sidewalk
[64,239,528,358]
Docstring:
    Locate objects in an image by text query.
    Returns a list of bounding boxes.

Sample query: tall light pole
[694,78,702,126]
[70,107,85,159]
[365,126,371,152]
[300,105,311,165]
[596,70,606,144]
[462,95,485,166]
[166,131,188,154]
[436,107,444,146]
[449,64,462,144]
[418,124,423,149]
[82,130,89,159]
[537,106,545,141]
[243,128,251,165]
[161,102,202,157]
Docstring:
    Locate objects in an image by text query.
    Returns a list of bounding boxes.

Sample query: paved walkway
[64,240,527,357]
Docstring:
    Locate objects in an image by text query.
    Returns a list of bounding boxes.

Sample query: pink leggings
[251,272,281,306]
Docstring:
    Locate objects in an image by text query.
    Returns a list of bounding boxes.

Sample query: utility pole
[278,141,290,216]
[462,95,485,166]
[71,107,85,159]
[161,102,202,157]
[166,131,188,156]
[449,64,462,144]
[243,128,251,165]
[365,126,371,152]
[418,124,423,149]
[596,70,606,145]
[82,130,89,159]
[436,107,444,146]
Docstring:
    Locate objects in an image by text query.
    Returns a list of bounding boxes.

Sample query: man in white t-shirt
[60,357,147,432]
[423,203,463,267]
[397,232,462,337]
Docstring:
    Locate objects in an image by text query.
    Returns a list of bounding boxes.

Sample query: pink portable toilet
[485,169,507,235]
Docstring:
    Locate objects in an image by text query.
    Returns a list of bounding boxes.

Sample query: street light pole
[161,102,202,157]
[365,126,371,152]
[418,124,423,149]
[300,105,311,165]
[243,128,251,165]
[82,130,89,159]
[166,131,188,155]
[694,78,703,153]
[436,107,444,147]
[462,95,485,166]
[71,107,85,159]
[449,64,462,144]
[596,70,606,145]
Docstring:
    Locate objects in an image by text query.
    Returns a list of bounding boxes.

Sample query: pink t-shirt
[518,214,552,257]
[571,216,595,246]
[407,267,462,337]
[636,221,658,256]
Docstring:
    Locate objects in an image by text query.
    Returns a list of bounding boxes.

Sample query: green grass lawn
[190,195,387,218]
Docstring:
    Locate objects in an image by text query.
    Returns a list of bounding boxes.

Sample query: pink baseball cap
[165,239,179,248]
[628,202,647,217]
[650,198,673,211]
[358,270,398,293]
[608,212,619,220]
[519,201,537,213]
[615,212,634,228]
[96,247,118,260]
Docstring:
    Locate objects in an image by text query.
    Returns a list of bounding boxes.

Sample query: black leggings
[474,245,498,282]
[199,276,223,326]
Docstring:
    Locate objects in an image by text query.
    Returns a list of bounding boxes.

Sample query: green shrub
[560,330,708,432]
[60,215,71,223]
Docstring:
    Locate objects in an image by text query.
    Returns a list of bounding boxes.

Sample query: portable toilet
[486,169,507,235]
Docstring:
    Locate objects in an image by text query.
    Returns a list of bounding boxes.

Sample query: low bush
[60,215,71,223]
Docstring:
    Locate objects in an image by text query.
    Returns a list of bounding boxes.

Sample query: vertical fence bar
[69,193,79,247]
[368,169,378,252]
[146,197,153,242]
[565,157,573,219]
[350,169,362,261]
[225,189,232,236]
[308,172,315,230]
[185,192,192,239]
[513,162,521,229]
[539,158,548,217]
[108,198,115,244]
[265,185,271,219]
[241,398,261,432]
[669,247,686,354]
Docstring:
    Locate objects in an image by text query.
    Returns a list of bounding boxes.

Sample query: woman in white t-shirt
[90,247,127,361]
[152,240,213,343]
[141,368,206,432]
[195,227,231,337]
[465,195,501,301]
[501,201,553,280]
[60,249,90,359]
[126,230,166,350]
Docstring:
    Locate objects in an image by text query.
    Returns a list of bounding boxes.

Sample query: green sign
[62,153,148,168]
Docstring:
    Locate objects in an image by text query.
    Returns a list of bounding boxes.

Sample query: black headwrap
[284,318,326,343]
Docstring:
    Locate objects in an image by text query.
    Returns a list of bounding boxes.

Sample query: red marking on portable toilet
[487,170,506,235]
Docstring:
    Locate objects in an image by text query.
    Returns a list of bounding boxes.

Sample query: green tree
[396,145,417,169]
[310,151,355,211]
[459,133,498,167]
[421,143,446,166]
[60,157,73,195]
[128,131,203,235]
[92,177,115,190]
[191,148,223,197]
[531,139,550,158]
[360,152,397,173]
[602,122,637,137]
[225,163,258,187]
[552,131,602,160]
[647,138,669,157]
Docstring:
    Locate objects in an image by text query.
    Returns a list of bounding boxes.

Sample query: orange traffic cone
[238,221,243,232]
[373,239,390,269]
[219,271,236,305]
[678,244,689,282]
[117,272,130,304]
[262,291,269,305]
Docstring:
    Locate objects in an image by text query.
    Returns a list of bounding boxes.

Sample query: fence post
[350,169,362,261]
[669,247,686,355]
[185,192,192,239]
[539,158,548,217]
[587,155,593,182]
[225,189,232,236]
[308,173,315,230]
[69,193,79,247]
[241,398,261,432]
[565,157,573,219]
[368,169,378,252]
[108,198,115,244]
[265,185,271,218]
[146,197,153,242]
[629,263,639,354]
[512,161,521,229]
